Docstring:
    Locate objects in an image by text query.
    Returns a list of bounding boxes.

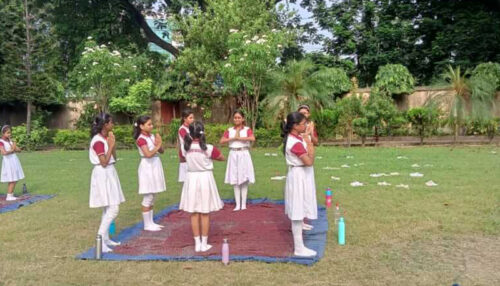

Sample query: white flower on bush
[87,36,92,40]
[252,35,259,41]
[132,65,137,69]
[92,61,98,66]
[256,39,267,44]
[128,56,133,59]
[245,40,251,44]
[243,35,248,38]
[124,78,130,83]
[90,86,94,89]
[277,44,283,48]
[244,53,248,57]
[271,29,277,32]
[229,49,234,53]
[240,57,244,61]
[100,44,106,48]
[229,29,238,33]
[224,63,231,67]
[113,63,120,67]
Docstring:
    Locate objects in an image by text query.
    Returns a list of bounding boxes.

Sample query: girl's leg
[240,183,248,210]
[191,213,202,252]
[291,220,316,257]
[200,213,212,251]
[101,208,120,246]
[98,205,119,253]
[6,182,17,201]
[233,184,241,211]
[142,194,161,231]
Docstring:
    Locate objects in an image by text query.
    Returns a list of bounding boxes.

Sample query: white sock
[143,211,161,231]
[149,210,164,228]
[302,221,314,230]
[194,236,201,252]
[240,183,248,210]
[98,205,119,251]
[201,236,212,252]
[292,220,316,257]
[233,185,241,211]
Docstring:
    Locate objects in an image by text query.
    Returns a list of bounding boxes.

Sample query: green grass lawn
[1,146,499,286]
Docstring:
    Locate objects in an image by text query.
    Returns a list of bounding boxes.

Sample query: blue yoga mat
[0,194,56,214]
[77,198,328,266]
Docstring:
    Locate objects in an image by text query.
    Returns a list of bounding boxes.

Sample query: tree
[261,59,351,126]
[407,105,440,145]
[365,92,399,142]
[442,65,470,144]
[0,0,64,134]
[110,79,153,120]
[373,64,415,97]
[334,95,365,147]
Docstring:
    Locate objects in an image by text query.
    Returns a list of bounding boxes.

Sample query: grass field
[0,146,499,286]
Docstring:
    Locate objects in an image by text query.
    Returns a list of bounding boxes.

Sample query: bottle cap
[339,217,344,222]
[223,238,228,243]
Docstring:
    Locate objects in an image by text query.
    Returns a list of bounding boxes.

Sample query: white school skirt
[224,150,255,186]
[1,154,25,183]
[284,166,318,221]
[178,162,188,182]
[179,170,224,213]
[138,156,166,194]
[89,164,125,208]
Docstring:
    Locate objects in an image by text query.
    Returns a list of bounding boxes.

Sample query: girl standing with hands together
[179,121,225,252]
[89,114,125,253]
[282,112,318,257]
[133,116,166,232]
[0,125,24,201]
[220,110,255,211]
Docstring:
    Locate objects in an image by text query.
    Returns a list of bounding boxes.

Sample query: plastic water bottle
[95,234,102,259]
[338,217,345,245]
[109,221,116,237]
[221,238,229,265]
[325,188,332,208]
[22,183,28,195]
[334,203,341,225]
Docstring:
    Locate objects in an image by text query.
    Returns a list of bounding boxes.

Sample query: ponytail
[184,121,207,152]
[133,115,151,140]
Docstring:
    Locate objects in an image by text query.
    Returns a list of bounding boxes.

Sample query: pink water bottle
[325,188,332,208]
[221,238,229,265]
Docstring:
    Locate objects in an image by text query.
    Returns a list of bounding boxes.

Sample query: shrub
[163,119,181,145]
[53,129,89,150]
[254,126,282,147]
[11,124,50,151]
[406,106,440,144]
[311,108,339,140]
[112,125,135,148]
[471,62,500,90]
[204,123,231,145]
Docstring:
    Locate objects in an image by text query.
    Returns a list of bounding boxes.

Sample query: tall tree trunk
[454,122,458,145]
[24,0,33,135]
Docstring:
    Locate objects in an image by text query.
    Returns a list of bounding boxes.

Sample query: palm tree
[442,65,470,144]
[261,59,336,125]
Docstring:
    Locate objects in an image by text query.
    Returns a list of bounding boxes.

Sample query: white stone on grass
[270,176,286,181]
[350,181,364,187]
[330,176,340,181]
[410,172,424,177]
[377,181,391,186]
[425,180,438,187]
[396,184,409,189]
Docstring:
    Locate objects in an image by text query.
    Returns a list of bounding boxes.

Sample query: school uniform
[179,142,224,213]
[89,134,125,208]
[136,133,166,194]
[223,126,255,186]
[0,138,24,183]
[284,134,318,221]
[177,124,190,182]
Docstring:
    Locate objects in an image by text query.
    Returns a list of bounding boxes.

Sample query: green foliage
[75,102,99,130]
[53,129,89,150]
[352,117,370,144]
[374,64,415,96]
[365,92,399,136]
[334,96,365,146]
[472,62,500,90]
[163,119,181,145]
[311,67,352,98]
[109,79,153,119]
[253,127,282,147]
[112,125,135,149]
[11,124,50,151]
[464,118,499,138]
[406,106,440,143]
[203,123,231,145]
[310,109,339,140]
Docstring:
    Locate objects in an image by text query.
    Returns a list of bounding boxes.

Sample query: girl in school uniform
[179,121,225,252]
[282,112,318,257]
[133,115,166,232]
[297,104,318,231]
[0,125,24,201]
[219,110,255,211]
[177,109,195,183]
[89,114,125,253]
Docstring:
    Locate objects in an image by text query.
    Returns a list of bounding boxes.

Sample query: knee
[107,205,119,218]
[141,194,155,207]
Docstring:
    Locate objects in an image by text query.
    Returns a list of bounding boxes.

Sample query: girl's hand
[107,132,116,148]
[155,134,162,146]
[235,129,240,139]
[304,135,312,145]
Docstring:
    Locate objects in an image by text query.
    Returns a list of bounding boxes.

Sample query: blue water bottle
[338,217,345,245]
[109,220,116,237]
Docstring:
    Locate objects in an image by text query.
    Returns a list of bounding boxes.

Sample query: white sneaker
[294,246,317,257]
[149,211,164,229]
[6,194,17,201]
[143,211,161,232]
[102,242,113,253]
[194,236,202,252]
[104,239,121,246]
